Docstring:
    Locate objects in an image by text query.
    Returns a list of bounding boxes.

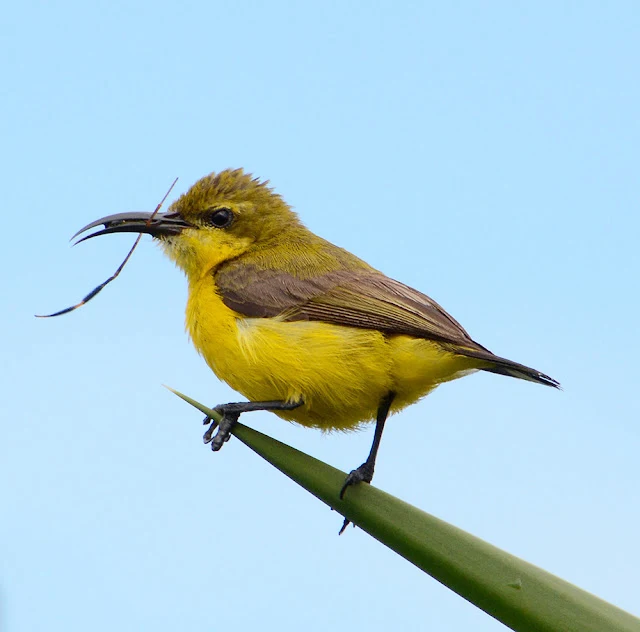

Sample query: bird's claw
[202,418,219,444]
[339,462,374,500]
[338,517,356,535]
[202,406,240,451]
[337,461,375,534]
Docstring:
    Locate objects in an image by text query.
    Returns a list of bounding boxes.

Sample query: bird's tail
[452,346,560,389]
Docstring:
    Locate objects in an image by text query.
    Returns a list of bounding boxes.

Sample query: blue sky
[2,1,639,630]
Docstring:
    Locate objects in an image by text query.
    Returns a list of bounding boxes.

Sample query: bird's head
[74,169,301,280]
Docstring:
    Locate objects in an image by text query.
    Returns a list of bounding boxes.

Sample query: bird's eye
[205,207,234,228]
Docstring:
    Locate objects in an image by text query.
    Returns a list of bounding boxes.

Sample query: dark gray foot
[202,399,303,452]
[339,462,375,499]
[338,462,375,535]
[203,405,243,451]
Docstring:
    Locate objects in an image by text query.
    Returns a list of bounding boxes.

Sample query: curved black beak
[72,211,191,244]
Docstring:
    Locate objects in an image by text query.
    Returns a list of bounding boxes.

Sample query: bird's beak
[72,211,191,244]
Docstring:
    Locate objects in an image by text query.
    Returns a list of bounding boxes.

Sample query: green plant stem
[167,387,640,632]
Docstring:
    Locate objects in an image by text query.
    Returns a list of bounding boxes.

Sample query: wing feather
[214,255,559,388]
[216,263,481,348]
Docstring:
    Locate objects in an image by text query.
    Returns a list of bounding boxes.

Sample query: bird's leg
[339,392,395,535]
[339,392,395,497]
[202,399,303,451]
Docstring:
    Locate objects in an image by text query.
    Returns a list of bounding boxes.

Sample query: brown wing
[215,261,482,349]
[214,253,560,388]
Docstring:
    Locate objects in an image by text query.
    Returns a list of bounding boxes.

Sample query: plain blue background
[2,2,639,630]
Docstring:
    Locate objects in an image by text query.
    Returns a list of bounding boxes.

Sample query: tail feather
[453,346,560,389]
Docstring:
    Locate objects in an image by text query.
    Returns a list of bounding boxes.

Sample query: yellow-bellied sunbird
[75,169,559,502]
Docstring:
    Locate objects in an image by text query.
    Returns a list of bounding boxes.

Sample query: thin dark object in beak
[36,177,179,318]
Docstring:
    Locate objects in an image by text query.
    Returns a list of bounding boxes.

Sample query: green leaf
[167,387,640,632]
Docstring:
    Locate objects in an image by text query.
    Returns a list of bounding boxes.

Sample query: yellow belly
[187,279,478,430]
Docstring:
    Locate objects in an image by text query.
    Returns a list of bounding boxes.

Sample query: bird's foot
[202,403,245,451]
[339,461,374,499]
[337,461,375,535]
[202,399,303,452]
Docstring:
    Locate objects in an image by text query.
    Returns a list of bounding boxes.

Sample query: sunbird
[75,169,559,501]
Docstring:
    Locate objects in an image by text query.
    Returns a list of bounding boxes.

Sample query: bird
[75,168,559,508]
